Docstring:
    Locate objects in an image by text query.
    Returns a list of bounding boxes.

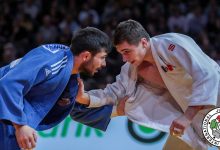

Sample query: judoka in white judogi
[86,33,220,150]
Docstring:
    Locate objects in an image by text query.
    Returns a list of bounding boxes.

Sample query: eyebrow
[119,48,131,52]
[102,53,108,57]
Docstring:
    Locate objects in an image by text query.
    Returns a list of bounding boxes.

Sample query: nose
[102,60,106,67]
[122,55,128,62]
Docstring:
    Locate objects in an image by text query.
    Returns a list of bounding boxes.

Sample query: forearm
[184,106,204,121]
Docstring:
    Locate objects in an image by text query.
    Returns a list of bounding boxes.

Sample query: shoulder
[151,33,195,48]
[151,33,198,55]
[19,44,72,73]
[24,44,70,58]
[40,44,70,54]
[29,44,71,64]
[152,33,192,41]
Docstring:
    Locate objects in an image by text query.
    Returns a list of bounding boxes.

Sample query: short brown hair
[113,19,150,46]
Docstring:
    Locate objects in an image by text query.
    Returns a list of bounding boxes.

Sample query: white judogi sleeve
[151,33,220,111]
[88,63,137,107]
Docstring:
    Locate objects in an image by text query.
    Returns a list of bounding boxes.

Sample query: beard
[78,58,94,76]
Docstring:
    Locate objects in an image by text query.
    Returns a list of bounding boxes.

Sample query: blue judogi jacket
[0,44,112,131]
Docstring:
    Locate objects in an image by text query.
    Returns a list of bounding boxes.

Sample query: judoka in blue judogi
[0,27,113,150]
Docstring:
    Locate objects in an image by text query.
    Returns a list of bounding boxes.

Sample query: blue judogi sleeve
[70,102,113,131]
[0,49,50,125]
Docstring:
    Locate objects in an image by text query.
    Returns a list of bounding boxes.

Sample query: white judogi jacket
[88,33,220,150]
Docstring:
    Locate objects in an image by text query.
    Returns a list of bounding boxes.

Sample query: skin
[13,49,108,149]
[116,38,150,66]
[72,49,107,75]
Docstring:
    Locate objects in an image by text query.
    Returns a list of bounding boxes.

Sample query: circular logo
[127,119,166,143]
[202,108,220,146]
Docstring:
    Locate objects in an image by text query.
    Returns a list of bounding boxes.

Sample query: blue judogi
[0,44,112,150]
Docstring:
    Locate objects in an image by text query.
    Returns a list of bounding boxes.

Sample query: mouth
[130,60,135,64]
[95,67,102,72]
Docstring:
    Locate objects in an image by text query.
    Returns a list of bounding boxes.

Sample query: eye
[101,56,106,60]
[123,50,130,55]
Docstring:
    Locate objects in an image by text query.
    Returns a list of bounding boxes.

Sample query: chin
[136,60,143,66]
[81,70,94,77]
[131,62,140,67]
[87,72,95,77]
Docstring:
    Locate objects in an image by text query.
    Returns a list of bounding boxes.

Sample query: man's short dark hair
[113,19,150,46]
[70,27,112,56]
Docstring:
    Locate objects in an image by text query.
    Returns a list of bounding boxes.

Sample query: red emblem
[167,64,174,71]
[168,44,175,51]
[217,115,220,122]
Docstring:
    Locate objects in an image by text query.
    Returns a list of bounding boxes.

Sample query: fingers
[77,78,85,98]
[18,133,37,149]
[170,121,185,137]
[24,138,35,149]
[29,132,37,148]
[33,132,38,143]
[20,137,32,149]
[77,77,82,84]
[77,78,84,89]
[17,138,23,149]
[14,125,37,149]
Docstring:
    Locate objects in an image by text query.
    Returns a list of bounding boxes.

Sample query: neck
[143,44,155,65]
[72,56,81,74]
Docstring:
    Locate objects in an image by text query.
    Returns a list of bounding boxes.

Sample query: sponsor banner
[36,116,217,150]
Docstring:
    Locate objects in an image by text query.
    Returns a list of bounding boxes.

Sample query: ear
[80,51,92,61]
[141,38,148,48]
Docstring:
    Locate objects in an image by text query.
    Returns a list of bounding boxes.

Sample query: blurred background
[0,0,219,149]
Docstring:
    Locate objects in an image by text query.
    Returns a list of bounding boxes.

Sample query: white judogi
[88,33,220,150]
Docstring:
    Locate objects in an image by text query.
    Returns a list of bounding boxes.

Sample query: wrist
[184,106,204,121]
[12,123,23,130]
[182,114,192,123]
[78,93,90,105]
